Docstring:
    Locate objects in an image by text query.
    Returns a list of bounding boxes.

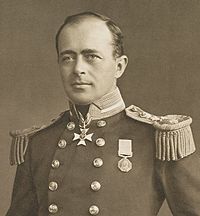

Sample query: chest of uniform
[47,115,155,190]
[33,114,158,215]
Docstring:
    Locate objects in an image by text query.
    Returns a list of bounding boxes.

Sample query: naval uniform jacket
[6,89,200,216]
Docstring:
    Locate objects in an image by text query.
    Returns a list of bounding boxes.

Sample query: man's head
[56,12,128,105]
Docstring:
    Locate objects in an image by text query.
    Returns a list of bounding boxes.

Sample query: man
[6,12,200,216]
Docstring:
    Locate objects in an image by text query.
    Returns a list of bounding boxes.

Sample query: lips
[72,81,92,88]
[72,81,92,85]
[73,82,91,85]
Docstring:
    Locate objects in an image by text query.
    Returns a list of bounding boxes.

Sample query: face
[58,18,127,105]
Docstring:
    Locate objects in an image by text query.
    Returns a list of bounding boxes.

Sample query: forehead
[58,18,113,54]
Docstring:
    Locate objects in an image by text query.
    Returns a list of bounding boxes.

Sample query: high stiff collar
[69,87,125,120]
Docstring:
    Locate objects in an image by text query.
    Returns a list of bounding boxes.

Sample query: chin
[68,96,93,105]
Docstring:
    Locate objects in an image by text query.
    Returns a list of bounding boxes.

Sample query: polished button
[58,139,67,148]
[93,158,103,168]
[89,205,99,215]
[51,160,60,169]
[95,138,105,147]
[97,120,106,128]
[91,181,101,191]
[67,121,75,130]
[48,204,58,213]
[49,181,58,191]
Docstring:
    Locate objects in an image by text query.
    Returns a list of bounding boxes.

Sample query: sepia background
[1,0,200,215]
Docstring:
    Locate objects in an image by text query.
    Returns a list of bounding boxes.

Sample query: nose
[73,56,86,76]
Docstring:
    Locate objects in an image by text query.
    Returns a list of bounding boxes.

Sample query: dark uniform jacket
[6,88,200,216]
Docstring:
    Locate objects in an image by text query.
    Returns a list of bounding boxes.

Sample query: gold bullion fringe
[9,126,45,165]
[10,134,29,165]
[9,111,66,165]
[155,125,196,161]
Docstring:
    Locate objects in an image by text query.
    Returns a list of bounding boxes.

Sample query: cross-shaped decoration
[73,128,93,146]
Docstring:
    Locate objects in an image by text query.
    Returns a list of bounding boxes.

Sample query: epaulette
[126,105,196,161]
[9,111,66,166]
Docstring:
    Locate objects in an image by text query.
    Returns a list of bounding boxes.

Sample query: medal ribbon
[118,139,133,158]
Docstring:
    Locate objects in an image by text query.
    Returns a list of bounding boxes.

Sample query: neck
[75,105,90,118]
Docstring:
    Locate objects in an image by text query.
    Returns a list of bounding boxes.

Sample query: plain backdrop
[1,0,200,215]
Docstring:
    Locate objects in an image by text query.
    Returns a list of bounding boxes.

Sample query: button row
[54,142,104,178]
[66,120,107,131]
[49,180,102,193]
[57,137,106,149]
[48,203,100,215]
[48,120,106,214]
[90,126,105,215]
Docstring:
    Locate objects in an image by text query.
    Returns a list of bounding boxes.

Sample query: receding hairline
[55,12,124,58]
[57,16,112,41]
[62,14,108,27]
[57,17,115,55]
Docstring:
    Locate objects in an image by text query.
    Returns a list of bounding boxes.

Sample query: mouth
[72,81,92,88]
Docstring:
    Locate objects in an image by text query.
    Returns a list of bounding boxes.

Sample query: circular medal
[118,157,132,172]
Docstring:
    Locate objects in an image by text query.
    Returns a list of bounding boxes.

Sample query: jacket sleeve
[6,143,38,216]
[156,152,200,215]
[125,105,200,214]
[152,113,200,215]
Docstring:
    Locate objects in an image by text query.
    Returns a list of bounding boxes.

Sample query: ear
[115,55,128,78]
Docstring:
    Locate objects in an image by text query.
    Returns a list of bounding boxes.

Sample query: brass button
[97,120,106,128]
[93,158,103,168]
[95,138,105,147]
[67,122,75,130]
[58,139,67,148]
[48,204,58,213]
[51,160,60,169]
[89,205,99,215]
[49,181,58,191]
[91,181,101,191]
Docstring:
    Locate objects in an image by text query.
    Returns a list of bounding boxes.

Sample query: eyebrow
[81,49,100,55]
[59,49,101,57]
[59,50,76,56]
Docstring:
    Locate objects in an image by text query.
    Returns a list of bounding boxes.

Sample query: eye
[60,55,75,63]
[85,54,102,62]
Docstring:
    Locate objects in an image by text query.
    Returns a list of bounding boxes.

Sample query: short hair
[55,11,124,58]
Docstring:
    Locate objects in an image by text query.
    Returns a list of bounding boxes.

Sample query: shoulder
[125,105,196,161]
[9,110,69,165]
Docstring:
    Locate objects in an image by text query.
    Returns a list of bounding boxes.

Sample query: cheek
[92,62,116,78]
[59,66,71,81]
[93,74,116,91]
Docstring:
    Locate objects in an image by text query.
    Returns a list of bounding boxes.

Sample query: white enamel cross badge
[73,128,93,146]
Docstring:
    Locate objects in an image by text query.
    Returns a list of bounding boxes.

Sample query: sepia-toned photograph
[1,0,200,215]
